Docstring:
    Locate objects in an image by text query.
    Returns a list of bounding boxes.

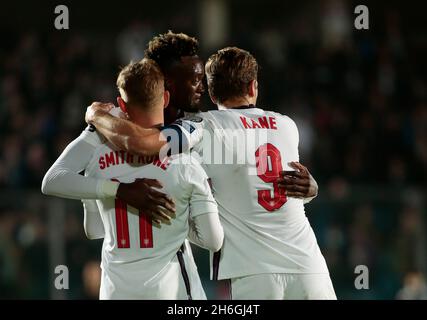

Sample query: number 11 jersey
[84,142,217,299]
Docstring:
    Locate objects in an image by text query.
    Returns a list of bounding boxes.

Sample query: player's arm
[85,102,202,157]
[185,162,224,252]
[85,102,166,156]
[278,162,319,203]
[82,199,104,239]
[41,126,119,199]
[275,116,318,203]
[41,126,175,223]
[188,214,223,252]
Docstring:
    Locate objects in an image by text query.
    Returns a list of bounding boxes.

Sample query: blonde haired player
[42,59,223,299]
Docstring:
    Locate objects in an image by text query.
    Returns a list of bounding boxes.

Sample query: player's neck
[128,108,164,128]
[164,104,181,125]
[217,96,257,110]
[166,103,198,121]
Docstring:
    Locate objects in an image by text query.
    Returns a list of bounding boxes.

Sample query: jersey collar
[233,104,256,110]
[217,104,256,110]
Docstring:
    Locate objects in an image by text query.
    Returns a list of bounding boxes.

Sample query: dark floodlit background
[0,0,426,299]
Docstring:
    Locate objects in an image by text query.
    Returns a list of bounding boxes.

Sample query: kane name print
[240,116,278,130]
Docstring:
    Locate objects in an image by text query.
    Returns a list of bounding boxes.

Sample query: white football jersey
[165,107,330,280]
[84,141,217,298]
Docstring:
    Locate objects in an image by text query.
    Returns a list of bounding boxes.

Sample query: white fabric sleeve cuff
[97,180,120,198]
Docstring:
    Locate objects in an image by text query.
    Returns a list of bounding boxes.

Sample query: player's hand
[116,178,176,225]
[85,102,114,124]
[277,162,318,199]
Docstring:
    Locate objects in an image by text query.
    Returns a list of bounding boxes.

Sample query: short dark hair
[205,47,258,104]
[116,58,164,108]
[145,31,199,74]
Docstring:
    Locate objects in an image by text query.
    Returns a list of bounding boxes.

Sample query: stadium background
[0,0,426,299]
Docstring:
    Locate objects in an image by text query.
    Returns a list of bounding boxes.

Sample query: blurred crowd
[0,0,426,299]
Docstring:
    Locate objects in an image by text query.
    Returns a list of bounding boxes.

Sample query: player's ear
[249,79,258,97]
[209,92,217,105]
[163,90,170,109]
[117,96,127,114]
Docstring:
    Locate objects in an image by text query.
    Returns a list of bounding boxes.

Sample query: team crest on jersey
[171,120,196,134]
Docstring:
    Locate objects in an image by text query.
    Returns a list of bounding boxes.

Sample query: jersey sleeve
[41,128,119,199]
[188,213,223,252]
[184,158,218,219]
[288,115,300,158]
[293,121,300,150]
[184,158,223,251]
[283,114,319,204]
[160,115,205,155]
[82,199,105,239]
[80,124,106,146]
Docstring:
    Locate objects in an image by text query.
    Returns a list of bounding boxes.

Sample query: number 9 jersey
[165,107,330,281]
